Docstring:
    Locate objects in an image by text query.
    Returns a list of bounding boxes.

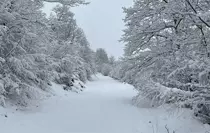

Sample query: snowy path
[0,74,209,133]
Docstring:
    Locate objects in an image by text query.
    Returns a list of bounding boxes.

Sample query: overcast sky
[43,0,133,58]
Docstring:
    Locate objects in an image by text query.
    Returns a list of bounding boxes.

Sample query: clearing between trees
[0,74,209,133]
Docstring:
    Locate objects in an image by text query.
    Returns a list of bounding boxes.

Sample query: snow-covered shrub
[194,102,210,124]
[112,59,210,123]
[101,64,112,76]
[0,54,52,106]
[110,60,134,82]
[110,62,126,80]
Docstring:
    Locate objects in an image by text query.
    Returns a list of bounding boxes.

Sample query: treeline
[108,0,210,124]
[0,0,96,107]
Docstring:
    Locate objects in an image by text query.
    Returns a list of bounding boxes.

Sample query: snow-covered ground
[0,74,209,133]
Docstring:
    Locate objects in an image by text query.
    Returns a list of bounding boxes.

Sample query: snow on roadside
[0,74,209,133]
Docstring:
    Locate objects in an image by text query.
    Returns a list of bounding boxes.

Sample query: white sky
[42,0,133,58]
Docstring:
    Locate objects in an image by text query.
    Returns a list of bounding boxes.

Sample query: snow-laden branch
[133,80,194,107]
[141,24,175,34]
[42,0,89,6]
[185,0,210,28]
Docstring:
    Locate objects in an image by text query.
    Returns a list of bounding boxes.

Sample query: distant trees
[110,0,210,123]
[109,56,115,66]
[0,0,96,107]
[95,48,109,65]
[94,48,116,76]
[95,48,109,73]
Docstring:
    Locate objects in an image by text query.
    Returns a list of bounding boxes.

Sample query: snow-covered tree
[112,0,210,123]
[0,0,53,106]
[0,0,95,106]
[95,48,109,65]
[48,4,96,88]
[95,48,109,73]
[109,56,116,66]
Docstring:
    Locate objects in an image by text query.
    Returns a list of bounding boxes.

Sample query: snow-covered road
[0,74,209,133]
